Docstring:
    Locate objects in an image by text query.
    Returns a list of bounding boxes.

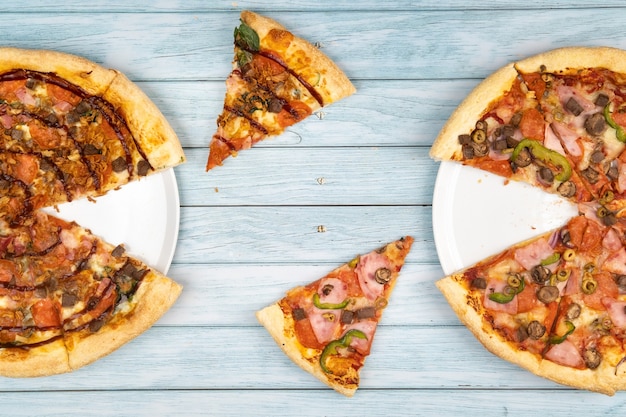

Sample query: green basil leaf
[234,21,260,52]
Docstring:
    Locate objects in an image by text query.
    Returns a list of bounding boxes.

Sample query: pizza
[430,46,626,394]
[206,10,356,170]
[256,236,413,396]
[0,47,184,376]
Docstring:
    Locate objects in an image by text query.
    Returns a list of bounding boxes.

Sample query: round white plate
[432,161,578,275]
[42,169,180,274]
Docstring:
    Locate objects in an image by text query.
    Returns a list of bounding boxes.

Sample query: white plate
[42,169,180,274]
[432,161,578,275]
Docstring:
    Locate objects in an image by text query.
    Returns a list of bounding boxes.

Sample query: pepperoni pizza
[431,47,626,395]
[206,10,356,170]
[0,47,184,376]
[256,237,413,396]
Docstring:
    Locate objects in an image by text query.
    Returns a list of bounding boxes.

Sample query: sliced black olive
[321,284,334,296]
[566,303,581,320]
[595,93,610,108]
[531,265,550,284]
[565,97,584,116]
[25,78,37,89]
[583,347,602,369]
[471,277,487,289]
[458,134,471,145]
[375,268,392,284]
[581,166,599,184]
[616,275,626,291]
[538,166,554,184]
[512,147,532,168]
[137,160,151,176]
[462,143,475,159]
[340,310,354,324]
[585,113,607,136]
[527,320,546,340]
[537,285,559,304]
[356,307,376,320]
[557,181,576,198]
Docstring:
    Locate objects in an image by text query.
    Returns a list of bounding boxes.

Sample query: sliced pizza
[435,214,626,394]
[256,236,413,396]
[0,209,181,376]
[0,47,185,225]
[206,10,356,170]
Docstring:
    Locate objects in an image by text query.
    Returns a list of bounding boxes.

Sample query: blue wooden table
[6,1,626,416]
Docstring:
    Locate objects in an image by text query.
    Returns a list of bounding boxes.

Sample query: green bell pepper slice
[540,252,561,266]
[549,320,576,344]
[511,138,572,182]
[319,329,367,374]
[488,276,525,304]
[312,293,350,310]
[603,104,626,143]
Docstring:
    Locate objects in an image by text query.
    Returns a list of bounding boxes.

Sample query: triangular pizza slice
[206,10,356,170]
[0,210,181,376]
[256,236,413,396]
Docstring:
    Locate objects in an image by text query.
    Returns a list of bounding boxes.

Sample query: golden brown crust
[103,71,186,171]
[429,63,518,161]
[65,271,182,371]
[241,10,356,105]
[0,47,117,95]
[255,303,358,396]
[0,339,71,378]
[514,46,626,75]
[436,275,616,395]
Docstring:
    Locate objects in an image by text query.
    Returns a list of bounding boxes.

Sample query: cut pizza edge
[0,210,182,378]
[434,210,626,396]
[435,274,615,395]
[0,46,186,198]
[206,10,356,170]
[256,236,413,397]
[429,46,626,206]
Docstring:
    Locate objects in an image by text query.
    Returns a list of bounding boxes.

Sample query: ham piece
[544,339,584,369]
[514,238,554,271]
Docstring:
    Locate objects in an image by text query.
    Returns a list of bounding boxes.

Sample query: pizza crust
[430,63,518,160]
[515,46,626,75]
[241,10,356,106]
[65,271,182,371]
[103,72,186,171]
[436,275,619,395]
[0,338,71,378]
[255,303,358,397]
[0,47,117,96]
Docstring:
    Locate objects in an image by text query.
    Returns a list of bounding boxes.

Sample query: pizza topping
[527,320,546,339]
[319,329,367,374]
[585,112,608,136]
[565,303,581,320]
[549,320,575,345]
[537,285,559,304]
[544,339,585,369]
[604,104,626,142]
[487,275,525,305]
[355,251,392,300]
[511,138,572,181]
[581,276,598,295]
[583,347,602,370]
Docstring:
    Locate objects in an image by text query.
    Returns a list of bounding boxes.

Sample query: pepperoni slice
[519,108,545,141]
[31,299,61,328]
[568,216,603,253]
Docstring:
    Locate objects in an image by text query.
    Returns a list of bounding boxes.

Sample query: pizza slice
[0,47,185,225]
[436,212,626,395]
[0,209,181,376]
[429,61,593,204]
[256,236,413,396]
[515,50,626,206]
[206,10,356,170]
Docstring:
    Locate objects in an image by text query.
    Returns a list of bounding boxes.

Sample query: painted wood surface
[4,1,626,416]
